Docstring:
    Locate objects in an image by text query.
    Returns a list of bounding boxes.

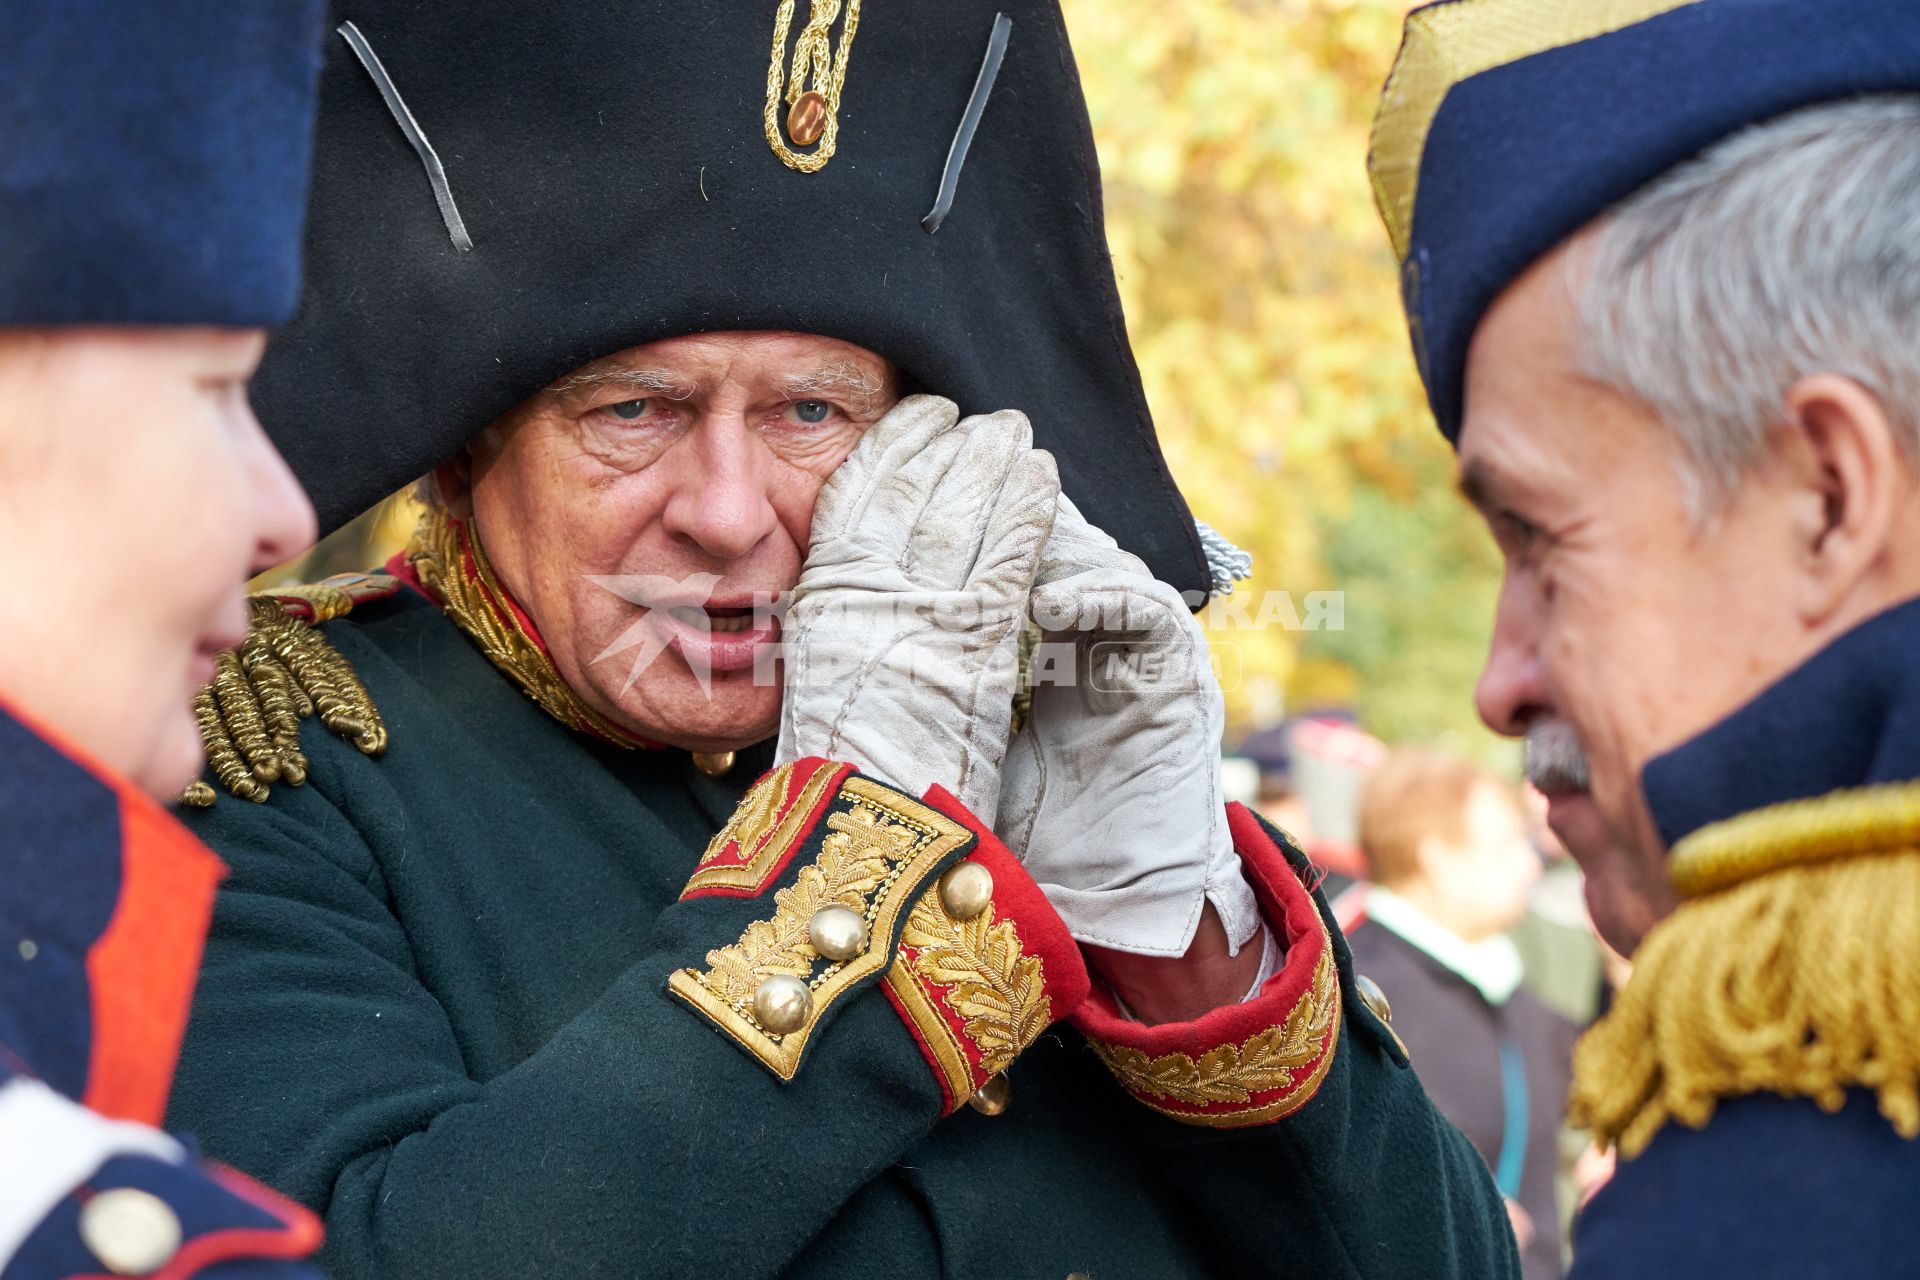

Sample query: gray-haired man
[1370,1,1920,1276]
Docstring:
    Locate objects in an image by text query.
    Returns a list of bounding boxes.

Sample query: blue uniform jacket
[0,699,324,1279]
[1571,596,1920,1279]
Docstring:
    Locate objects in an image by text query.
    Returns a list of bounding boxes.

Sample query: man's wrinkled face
[1459,243,1814,953]
[463,331,897,752]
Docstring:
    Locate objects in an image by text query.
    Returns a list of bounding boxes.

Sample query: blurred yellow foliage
[1064,0,1506,757]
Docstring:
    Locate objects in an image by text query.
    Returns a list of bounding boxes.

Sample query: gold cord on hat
[764,0,862,172]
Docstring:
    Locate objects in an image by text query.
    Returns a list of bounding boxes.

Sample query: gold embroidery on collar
[1090,944,1341,1128]
[668,777,972,1079]
[764,0,862,172]
[405,507,646,748]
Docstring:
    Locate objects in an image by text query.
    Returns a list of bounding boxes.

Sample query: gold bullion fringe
[185,596,388,805]
[1571,838,1920,1157]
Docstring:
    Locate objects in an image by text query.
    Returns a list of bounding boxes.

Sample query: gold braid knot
[184,592,390,806]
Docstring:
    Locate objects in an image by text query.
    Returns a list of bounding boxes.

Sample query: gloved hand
[994,496,1260,957]
[775,395,1058,819]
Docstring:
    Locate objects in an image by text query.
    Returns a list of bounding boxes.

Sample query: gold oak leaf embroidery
[698,764,791,871]
[1097,948,1338,1105]
[701,803,918,1005]
[902,895,1053,1076]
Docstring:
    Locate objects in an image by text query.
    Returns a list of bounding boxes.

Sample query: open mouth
[657,604,761,633]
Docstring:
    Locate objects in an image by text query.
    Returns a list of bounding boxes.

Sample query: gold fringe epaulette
[1570,782,1920,1157]
[181,573,397,807]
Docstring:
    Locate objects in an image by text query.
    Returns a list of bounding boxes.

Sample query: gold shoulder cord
[764,0,862,172]
[405,507,648,749]
[185,583,391,806]
[1571,782,1920,1157]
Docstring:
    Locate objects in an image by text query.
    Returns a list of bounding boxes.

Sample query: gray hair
[1578,95,1920,517]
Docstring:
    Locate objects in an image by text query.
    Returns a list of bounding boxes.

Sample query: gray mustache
[1525,720,1591,793]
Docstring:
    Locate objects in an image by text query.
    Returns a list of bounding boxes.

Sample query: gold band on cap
[1368,0,1706,262]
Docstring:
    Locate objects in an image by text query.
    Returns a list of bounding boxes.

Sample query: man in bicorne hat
[169,3,1516,1276]
[1369,0,1920,1273]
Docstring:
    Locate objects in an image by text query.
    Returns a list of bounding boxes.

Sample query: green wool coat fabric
[168,588,1517,1279]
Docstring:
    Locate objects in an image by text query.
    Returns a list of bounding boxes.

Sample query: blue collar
[1642,595,1920,850]
[0,702,125,1096]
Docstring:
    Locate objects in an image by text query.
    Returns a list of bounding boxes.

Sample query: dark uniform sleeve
[1070,806,1522,1280]
[170,758,1084,1279]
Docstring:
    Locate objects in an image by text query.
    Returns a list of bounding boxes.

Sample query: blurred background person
[1345,750,1577,1280]
[0,1,328,1275]
[1234,710,1384,893]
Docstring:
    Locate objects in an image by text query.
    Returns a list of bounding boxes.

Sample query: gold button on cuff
[968,1072,1012,1116]
[938,861,993,920]
[808,905,869,962]
[1355,974,1393,1024]
[692,751,736,779]
[80,1188,183,1276]
[751,974,813,1035]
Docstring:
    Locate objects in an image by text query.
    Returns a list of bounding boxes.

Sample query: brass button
[1355,973,1393,1025]
[938,862,993,921]
[808,905,869,963]
[967,1072,1012,1116]
[787,91,828,146]
[691,751,736,779]
[80,1188,182,1276]
[751,974,813,1035]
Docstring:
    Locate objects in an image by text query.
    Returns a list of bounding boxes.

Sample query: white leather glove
[775,395,1059,818]
[993,496,1260,957]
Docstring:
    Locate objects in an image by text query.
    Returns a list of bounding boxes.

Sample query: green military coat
[169,584,1516,1278]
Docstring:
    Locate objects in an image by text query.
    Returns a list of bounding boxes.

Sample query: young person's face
[0,328,315,797]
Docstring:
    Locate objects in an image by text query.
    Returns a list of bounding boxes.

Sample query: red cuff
[680,758,856,900]
[117,1164,324,1280]
[1071,802,1341,1128]
[882,786,1091,1114]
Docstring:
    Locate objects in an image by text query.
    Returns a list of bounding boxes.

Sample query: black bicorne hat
[254,0,1213,597]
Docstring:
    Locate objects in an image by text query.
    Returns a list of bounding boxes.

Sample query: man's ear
[1779,373,1910,627]
[431,455,476,520]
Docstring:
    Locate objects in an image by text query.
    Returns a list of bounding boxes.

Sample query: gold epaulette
[1571,782,1920,1157]
[181,573,398,807]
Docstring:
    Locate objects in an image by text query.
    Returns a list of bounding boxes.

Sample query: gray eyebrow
[778,362,884,414]
[547,367,691,398]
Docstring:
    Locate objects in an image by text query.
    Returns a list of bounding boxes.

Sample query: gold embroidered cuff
[667,770,974,1080]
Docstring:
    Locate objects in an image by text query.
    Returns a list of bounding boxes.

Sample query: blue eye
[607,399,649,421]
[792,400,831,424]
